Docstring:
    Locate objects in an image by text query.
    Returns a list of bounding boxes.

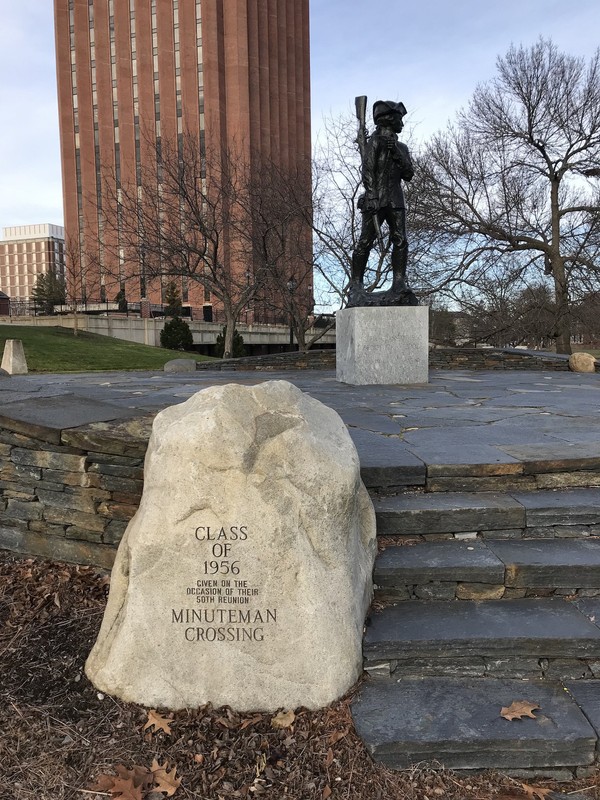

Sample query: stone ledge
[0,526,115,569]
[351,677,597,771]
[363,598,600,664]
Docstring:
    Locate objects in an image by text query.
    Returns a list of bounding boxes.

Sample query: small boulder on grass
[164,358,197,373]
[569,352,597,373]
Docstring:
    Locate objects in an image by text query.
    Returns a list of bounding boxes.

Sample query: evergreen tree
[164,281,183,317]
[215,326,245,358]
[160,317,194,350]
[114,289,128,313]
[31,271,66,315]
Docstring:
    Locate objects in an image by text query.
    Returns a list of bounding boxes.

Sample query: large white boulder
[569,352,597,373]
[86,380,377,711]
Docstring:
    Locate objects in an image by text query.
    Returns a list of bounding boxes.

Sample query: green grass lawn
[0,324,216,373]
[571,345,600,358]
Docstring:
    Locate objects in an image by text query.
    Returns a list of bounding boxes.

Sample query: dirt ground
[1,552,599,800]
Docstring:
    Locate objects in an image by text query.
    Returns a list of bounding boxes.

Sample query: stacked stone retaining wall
[429,348,575,371]
[196,349,336,371]
[197,347,589,373]
[0,415,153,568]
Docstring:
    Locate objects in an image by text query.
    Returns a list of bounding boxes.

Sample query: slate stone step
[373,488,600,538]
[374,539,600,600]
[375,540,504,586]
[355,437,600,494]
[488,539,600,588]
[351,677,597,770]
[349,428,426,489]
[364,598,600,676]
[374,491,524,536]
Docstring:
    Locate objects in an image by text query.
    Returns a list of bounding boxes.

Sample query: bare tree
[59,234,102,336]
[107,134,265,358]
[418,39,600,353]
[247,156,336,352]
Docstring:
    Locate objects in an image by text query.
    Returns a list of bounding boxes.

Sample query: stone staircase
[351,454,600,777]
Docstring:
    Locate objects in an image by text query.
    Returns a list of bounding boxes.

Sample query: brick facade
[54,0,312,317]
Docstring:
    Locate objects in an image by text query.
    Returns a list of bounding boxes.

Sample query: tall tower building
[54,0,311,316]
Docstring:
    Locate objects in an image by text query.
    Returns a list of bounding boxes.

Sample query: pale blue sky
[0,0,598,231]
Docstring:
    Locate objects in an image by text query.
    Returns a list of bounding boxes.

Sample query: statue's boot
[350,250,369,286]
[391,244,409,293]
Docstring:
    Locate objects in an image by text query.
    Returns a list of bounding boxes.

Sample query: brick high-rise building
[54,0,312,317]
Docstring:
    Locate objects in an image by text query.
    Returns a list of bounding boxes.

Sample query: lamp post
[286,277,297,350]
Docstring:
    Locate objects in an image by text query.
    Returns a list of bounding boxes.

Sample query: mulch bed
[1,551,599,800]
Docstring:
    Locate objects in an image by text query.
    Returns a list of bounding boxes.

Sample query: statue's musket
[354,95,385,251]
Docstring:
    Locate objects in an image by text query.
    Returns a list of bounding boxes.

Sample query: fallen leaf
[271,709,295,729]
[151,759,182,796]
[500,700,540,721]
[88,773,117,792]
[89,765,153,796]
[240,714,264,730]
[328,726,350,745]
[110,776,144,800]
[325,747,334,768]
[193,753,204,764]
[114,764,153,788]
[323,786,332,799]
[522,783,553,800]
[144,709,173,735]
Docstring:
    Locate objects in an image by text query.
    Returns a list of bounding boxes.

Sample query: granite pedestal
[336,306,428,385]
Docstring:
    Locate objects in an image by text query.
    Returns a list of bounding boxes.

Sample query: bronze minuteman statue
[348,98,418,308]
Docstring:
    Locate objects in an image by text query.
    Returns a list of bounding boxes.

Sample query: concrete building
[0,224,65,308]
[54,0,312,319]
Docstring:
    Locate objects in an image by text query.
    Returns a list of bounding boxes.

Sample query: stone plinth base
[336,306,429,385]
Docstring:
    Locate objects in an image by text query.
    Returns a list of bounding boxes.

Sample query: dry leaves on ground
[2,553,600,800]
[90,760,181,798]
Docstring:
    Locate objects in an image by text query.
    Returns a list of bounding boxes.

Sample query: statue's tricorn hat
[373,100,407,122]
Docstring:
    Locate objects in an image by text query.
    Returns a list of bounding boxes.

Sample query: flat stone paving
[1,368,600,475]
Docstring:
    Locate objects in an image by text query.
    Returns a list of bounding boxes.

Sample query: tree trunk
[551,256,571,354]
[223,306,235,359]
[549,177,571,355]
[73,308,79,337]
[295,322,308,353]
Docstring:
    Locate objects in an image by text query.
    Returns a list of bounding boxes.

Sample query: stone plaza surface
[1,366,599,474]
